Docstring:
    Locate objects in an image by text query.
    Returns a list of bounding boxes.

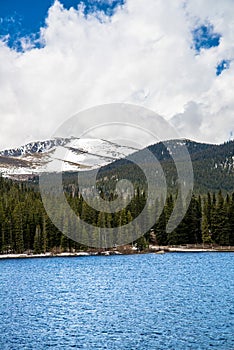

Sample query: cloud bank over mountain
[0,0,234,149]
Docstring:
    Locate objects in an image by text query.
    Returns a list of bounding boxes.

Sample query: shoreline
[0,246,234,260]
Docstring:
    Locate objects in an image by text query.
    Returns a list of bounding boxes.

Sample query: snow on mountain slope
[0,138,70,157]
[0,137,139,177]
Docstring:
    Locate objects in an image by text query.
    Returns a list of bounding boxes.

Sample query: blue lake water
[0,253,233,349]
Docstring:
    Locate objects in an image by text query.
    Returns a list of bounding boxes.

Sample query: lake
[0,253,233,349]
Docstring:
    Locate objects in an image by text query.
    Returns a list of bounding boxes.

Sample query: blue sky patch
[216,59,231,76]
[192,24,221,53]
[0,0,124,51]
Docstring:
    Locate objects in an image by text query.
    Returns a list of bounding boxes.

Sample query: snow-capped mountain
[0,137,139,178]
[1,137,234,193]
[0,138,70,157]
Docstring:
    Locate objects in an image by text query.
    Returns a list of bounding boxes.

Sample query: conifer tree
[154,208,167,245]
[42,216,47,253]
[212,191,230,245]
[33,224,42,254]
[13,204,24,253]
[202,214,212,245]
[229,193,234,245]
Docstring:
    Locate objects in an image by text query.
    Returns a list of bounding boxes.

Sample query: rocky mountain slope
[0,137,234,193]
[0,137,138,178]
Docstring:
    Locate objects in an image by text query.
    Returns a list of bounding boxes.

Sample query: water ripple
[0,253,233,349]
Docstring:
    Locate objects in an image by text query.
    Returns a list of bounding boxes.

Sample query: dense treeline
[0,176,233,254]
[153,191,234,246]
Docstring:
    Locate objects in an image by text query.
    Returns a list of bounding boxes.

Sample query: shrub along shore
[0,244,234,260]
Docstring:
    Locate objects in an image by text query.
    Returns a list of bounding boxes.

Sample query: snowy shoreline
[0,246,233,259]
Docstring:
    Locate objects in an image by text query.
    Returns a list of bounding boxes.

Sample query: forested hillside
[98,139,234,193]
[0,176,233,254]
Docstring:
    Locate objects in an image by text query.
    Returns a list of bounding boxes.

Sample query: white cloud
[0,0,234,149]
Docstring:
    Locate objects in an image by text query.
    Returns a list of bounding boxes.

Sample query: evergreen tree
[42,216,47,253]
[13,204,24,253]
[33,225,42,254]
[229,193,234,245]
[202,214,212,245]
[183,195,202,244]
[212,191,230,245]
[154,208,167,245]
[135,235,148,251]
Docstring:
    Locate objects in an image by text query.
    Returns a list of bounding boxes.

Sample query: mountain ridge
[0,137,138,176]
[98,139,234,193]
[0,137,234,193]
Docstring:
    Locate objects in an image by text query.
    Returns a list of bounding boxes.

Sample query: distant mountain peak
[0,137,71,157]
[1,138,234,193]
[0,137,137,178]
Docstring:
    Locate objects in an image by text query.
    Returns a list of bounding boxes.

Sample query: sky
[0,0,234,149]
